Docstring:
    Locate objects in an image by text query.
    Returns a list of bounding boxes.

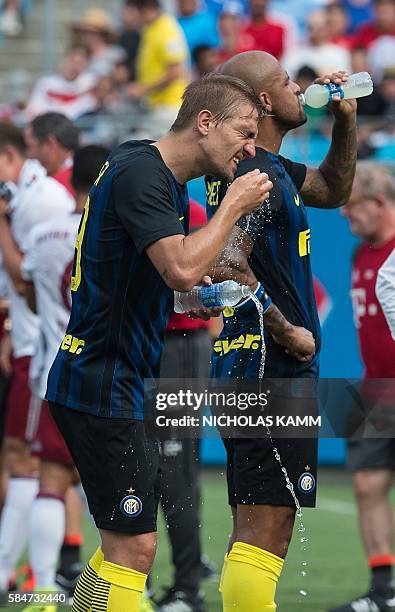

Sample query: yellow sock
[92,559,147,611]
[219,553,229,594]
[72,547,104,612]
[222,541,284,612]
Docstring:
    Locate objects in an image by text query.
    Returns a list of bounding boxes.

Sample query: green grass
[2,468,384,611]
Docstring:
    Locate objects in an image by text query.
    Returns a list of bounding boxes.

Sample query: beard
[275,107,307,132]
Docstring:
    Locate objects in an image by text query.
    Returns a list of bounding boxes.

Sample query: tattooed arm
[300,72,357,209]
[211,227,315,360]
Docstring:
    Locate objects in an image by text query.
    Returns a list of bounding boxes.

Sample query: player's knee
[237,506,295,559]
[353,471,388,502]
[3,437,37,475]
[102,531,157,574]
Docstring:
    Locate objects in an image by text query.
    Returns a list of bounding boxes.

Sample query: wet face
[203,102,259,181]
[341,183,382,240]
[269,68,307,130]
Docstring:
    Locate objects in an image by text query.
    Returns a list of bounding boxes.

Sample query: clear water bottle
[301,72,373,109]
[174,280,250,314]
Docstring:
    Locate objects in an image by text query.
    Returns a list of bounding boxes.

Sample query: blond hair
[354,161,395,205]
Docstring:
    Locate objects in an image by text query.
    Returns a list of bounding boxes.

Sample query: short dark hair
[71,145,110,192]
[171,73,262,132]
[0,121,26,155]
[127,0,160,9]
[192,44,213,65]
[30,112,80,152]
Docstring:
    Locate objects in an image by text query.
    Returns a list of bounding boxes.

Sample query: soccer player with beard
[205,51,358,611]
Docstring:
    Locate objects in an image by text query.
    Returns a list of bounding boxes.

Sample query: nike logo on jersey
[294,194,300,206]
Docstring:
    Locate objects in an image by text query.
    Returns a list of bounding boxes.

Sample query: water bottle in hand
[174,280,250,314]
[301,72,373,109]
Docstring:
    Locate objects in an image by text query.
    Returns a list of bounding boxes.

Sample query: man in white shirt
[0,122,73,597]
[283,10,351,79]
[376,248,395,340]
[25,44,98,122]
[20,145,109,599]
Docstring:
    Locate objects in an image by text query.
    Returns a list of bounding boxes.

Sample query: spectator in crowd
[0,0,23,36]
[342,0,374,33]
[283,10,352,78]
[119,0,141,81]
[379,67,395,117]
[177,0,219,58]
[70,9,126,78]
[241,0,288,58]
[192,45,219,77]
[25,112,79,196]
[216,3,255,65]
[367,34,395,83]
[269,0,330,36]
[25,44,97,122]
[326,2,353,48]
[296,64,320,93]
[352,0,395,74]
[126,0,190,138]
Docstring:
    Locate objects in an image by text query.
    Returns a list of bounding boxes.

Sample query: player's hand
[185,276,223,320]
[0,332,13,377]
[272,325,315,362]
[224,170,273,218]
[315,71,357,120]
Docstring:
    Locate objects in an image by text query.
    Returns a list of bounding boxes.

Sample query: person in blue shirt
[177,0,219,58]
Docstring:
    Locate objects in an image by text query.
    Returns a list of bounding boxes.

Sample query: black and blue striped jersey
[46,140,189,419]
[206,147,321,379]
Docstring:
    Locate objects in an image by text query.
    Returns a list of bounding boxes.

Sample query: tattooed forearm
[301,120,357,209]
[263,303,293,339]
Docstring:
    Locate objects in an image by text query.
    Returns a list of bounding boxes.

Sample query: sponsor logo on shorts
[119,495,143,517]
[298,472,316,494]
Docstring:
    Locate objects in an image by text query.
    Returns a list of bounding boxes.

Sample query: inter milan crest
[298,472,316,494]
[120,495,143,517]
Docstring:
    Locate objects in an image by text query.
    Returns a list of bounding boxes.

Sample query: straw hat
[69,9,117,41]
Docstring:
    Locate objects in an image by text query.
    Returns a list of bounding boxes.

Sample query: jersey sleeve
[113,155,186,255]
[278,155,307,191]
[20,226,40,281]
[376,248,395,340]
[161,21,188,65]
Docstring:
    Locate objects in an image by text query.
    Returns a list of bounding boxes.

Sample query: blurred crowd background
[0,0,395,158]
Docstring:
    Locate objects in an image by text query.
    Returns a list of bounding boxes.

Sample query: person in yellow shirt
[127,0,190,137]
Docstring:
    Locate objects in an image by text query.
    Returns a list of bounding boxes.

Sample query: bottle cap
[298,93,306,106]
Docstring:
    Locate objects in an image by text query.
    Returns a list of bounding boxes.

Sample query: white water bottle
[302,72,373,109]
[174,280,250,314]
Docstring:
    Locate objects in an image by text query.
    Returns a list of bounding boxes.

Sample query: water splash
[246,286,309,600]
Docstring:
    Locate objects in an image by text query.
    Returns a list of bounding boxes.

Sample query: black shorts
[224,436,318,508]
[50,402,161,534]
[347,438,395,472]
